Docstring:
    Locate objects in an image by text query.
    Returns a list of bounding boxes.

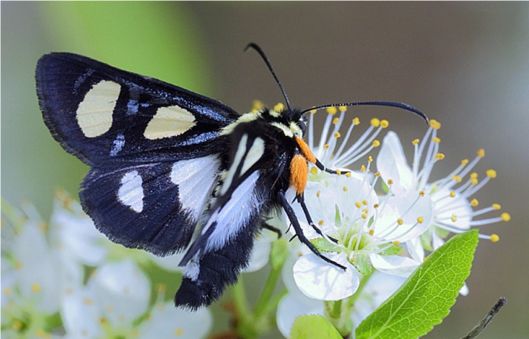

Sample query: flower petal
[377,131,415,194]
[293,253,360,301]
[243,232,273,273]
[370,254,420,277]
[50,198,108,266]
[276,293,323,338]
[88,260,150,327]
[138,302,212,339]
[61,287,103,338]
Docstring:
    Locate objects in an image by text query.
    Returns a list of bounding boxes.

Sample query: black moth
[36,43,427,309]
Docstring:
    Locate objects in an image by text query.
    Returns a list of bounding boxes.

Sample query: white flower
[62,260,150,338]
[277,253,405,338]
[138,302,212,339]
[1,205,82,337]
[377,122,509,252]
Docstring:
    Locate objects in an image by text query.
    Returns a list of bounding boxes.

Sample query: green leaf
[291,315,342,339]
[356,230,479,339]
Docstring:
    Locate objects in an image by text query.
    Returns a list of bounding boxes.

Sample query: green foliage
[291,315,342,339]
[356,230,479,339]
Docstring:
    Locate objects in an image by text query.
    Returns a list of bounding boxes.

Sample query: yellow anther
[412,138,420,145]
[477,148,485,158]
[326,106,338,115]
[361,164,367,172]
[343,186,348,192]
[449,191,456,198]
[501,212,511,222]
[361,213,368,220]
[332,117,340,125]
[429,119,441,130]
[417,216,425,224]
[486,169,497,178]
[174,328,185,336]
[419,191,425,197]
[435,153,445,160]
[334,131,341,139]
[31,283,41,293]
[470,172,478,179]
[373,203,380,208]
[362,200,368,206]
[324,143,330,150]
[387,179,394,185]
[470,198,479,207]
[392,241,401,246]
[490,234,500,243]
[370,118,380,127]
[397,218,404,225]
[345,172,352,177]
[316,191,321,198]
[433,137,441,143]
[273,102,284,112]
[368,229,375,236]
[310,167,318,175]
[318,220,324,226]
[461,158,469,165]
[374,171,381,177]
[380,119,389,128]
[452,175,462,183]
[355,201,362,208]
[352,117,360,125]
[492,203,501,210]
[338,105,348,112]
[451,214,458,222]
[368,155,373,163]
[252,100,264,111]
[372,139,381,148]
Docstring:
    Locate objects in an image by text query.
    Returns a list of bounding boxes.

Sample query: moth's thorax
[221,108,305,139]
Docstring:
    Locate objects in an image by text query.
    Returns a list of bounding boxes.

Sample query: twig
[461,297,507,339]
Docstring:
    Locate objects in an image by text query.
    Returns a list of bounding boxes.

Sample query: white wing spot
[76,80,120,137]
[118,170,144,212]
[144,105,196,140]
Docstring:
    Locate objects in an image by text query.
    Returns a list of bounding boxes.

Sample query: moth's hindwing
[175,121,294,308]
[81,155,221,255]
[36,53,238,165]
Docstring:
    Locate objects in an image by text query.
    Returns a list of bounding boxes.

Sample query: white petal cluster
[1,192,214,338]
[280,109,508,336]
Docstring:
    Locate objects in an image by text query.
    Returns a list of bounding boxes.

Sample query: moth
[36,43,427,309]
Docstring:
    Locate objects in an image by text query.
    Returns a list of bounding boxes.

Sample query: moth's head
[264,104,307,138]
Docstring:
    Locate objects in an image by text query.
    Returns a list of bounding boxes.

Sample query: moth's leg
[278,192,346,270]
[262,222,282,239]
[295,194,338,243]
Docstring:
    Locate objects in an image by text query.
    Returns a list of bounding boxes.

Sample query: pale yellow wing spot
[144,105,196,140]
[76,80,121,137]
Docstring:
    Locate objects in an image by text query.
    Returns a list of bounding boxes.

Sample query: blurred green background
[2,2,528,338]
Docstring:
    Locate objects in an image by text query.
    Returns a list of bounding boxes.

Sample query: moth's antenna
[301,100,430,124]
[245,42,293,111]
